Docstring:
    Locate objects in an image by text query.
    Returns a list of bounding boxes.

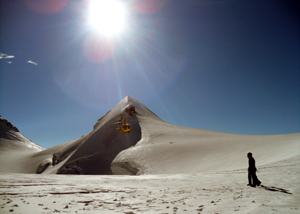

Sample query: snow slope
[0,96,299,175]
[1,156,299,213]
[112,98,300,174]
[0,116,43,152]
[0,116,44,173]
[112,117,300,174]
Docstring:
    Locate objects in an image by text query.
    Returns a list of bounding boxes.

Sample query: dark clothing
[248,157,256,172]
[248,171,260,186]
[248,157,261,186]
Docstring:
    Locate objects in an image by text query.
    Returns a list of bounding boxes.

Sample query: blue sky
[1,0,299,148]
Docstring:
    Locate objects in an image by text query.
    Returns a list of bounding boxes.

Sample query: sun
[88,0,128,36]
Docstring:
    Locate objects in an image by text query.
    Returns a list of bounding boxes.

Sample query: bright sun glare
[88,0,127,36]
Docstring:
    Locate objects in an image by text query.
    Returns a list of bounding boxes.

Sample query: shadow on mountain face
[57,109,142,175]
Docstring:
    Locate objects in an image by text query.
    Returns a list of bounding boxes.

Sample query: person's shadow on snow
[246,152,292,195]
[260,185,292,194]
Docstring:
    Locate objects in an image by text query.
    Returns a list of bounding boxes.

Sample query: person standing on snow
[247,152,261,187]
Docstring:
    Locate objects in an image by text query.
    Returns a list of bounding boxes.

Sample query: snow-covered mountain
[111,98,300,174]
[1,96,149,174]
[0,116,43,151]
[0,96,299,175]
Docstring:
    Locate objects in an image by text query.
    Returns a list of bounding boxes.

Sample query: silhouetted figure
[247,152,261,187]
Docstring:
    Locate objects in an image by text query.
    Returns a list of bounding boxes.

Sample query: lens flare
[130,0,166,14]
[23,0,68,14]
[82,33,115,63]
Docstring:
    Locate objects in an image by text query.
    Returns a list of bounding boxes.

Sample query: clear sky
[1,0,299,148]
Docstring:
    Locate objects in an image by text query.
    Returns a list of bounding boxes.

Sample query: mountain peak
[92,95,162,135]
[120,95,138,105]
[0,116,19,132]
[115,96,161,120]
[0,116,44,152]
